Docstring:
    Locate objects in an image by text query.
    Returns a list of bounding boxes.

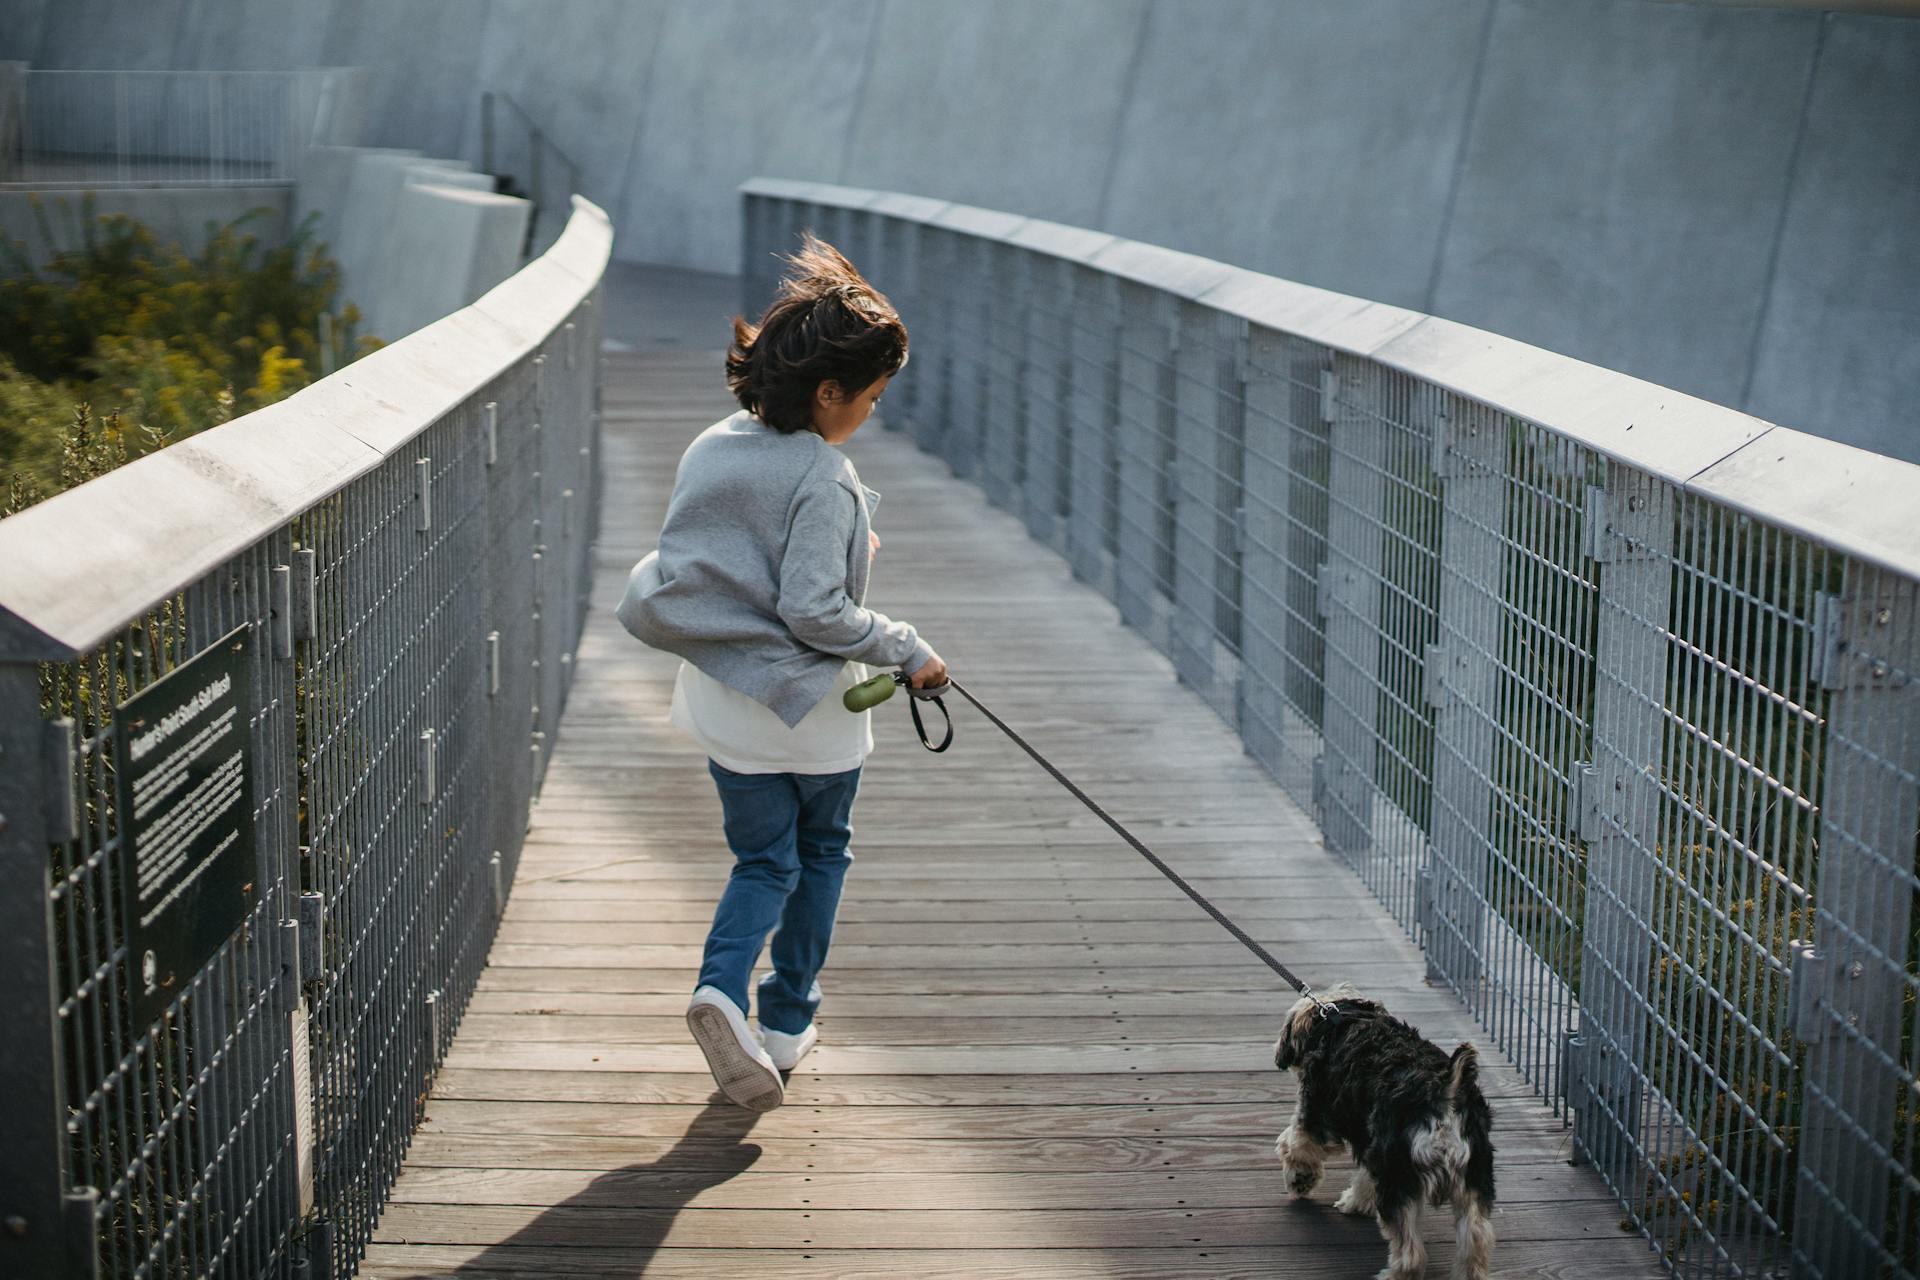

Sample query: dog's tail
[1447,1043,1478,1102]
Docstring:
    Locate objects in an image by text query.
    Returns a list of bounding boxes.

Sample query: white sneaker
[759,1023,818,1072]
[686,986,784,1111]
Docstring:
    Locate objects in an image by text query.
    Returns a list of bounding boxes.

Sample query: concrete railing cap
[1087,238,1236,302]
[1006,217,1117,265]
[1370,315,1772,487]
[927,203,1027,241]
[1687,428,1920,581]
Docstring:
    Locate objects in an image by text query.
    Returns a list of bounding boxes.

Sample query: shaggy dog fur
[1273,984,1496,1280]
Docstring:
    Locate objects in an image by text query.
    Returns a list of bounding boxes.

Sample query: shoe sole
[687,1004,784,1112]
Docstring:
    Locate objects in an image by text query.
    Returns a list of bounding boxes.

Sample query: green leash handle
[843,671,901,712]
[842,671,954,752]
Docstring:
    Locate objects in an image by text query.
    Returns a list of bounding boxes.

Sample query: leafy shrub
[0,194,381,511]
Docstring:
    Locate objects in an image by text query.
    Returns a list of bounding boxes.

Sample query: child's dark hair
[726,232,908,434]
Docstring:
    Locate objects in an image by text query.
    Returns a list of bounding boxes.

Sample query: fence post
[1315,353,1389,861]
[1015,252,1058,549]
[977,240,1016,510]
[939,235,987,481]
[1170,301,1245,725]
[1113,282,1175,655]
[910,228,957,457]
[1065,268,1119,598]
[1792,565,1918,1278]
[1421,394,1507,986]
[1237,326,1317,803]
[1571,466,1672,1182]
[0,664,82,1279]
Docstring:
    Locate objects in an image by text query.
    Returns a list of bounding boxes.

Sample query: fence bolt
[415,457,432,532]
[418,729,436,805]
[299,894,324,980]
[280,918,302,1012]
[292,548,317,641]
[270,565,293,659]
[1848,961,1864,980]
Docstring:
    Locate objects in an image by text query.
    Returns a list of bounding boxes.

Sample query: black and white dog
[1273,984,1496,1280]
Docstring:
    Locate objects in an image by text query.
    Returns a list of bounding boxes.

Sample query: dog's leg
[1275,1116,1338,1198]
[1373,1179,1426,1280]
[1334,1166,1378,1217]
[1449,1189,1494,1280]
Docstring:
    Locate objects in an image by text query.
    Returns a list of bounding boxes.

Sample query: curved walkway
[362,335,1665,1276]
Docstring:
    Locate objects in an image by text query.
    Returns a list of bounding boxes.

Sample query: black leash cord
[944,677,1331,1011]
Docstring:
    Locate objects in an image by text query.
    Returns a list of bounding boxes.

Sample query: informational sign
[113,623,258,1026]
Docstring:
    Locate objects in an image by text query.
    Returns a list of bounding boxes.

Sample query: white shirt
[669,658,874,775]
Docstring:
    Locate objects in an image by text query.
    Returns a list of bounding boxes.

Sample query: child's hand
[909,653,948,689]
[869,529,881,559]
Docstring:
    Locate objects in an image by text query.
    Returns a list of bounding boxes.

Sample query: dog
[1273,984,1496,1280]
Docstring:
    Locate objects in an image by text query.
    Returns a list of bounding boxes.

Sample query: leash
[844,670,1337,1015]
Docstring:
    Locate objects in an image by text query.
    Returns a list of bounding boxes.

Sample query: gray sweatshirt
[615,410,934,727]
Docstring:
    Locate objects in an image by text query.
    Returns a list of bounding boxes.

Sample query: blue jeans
[697,760,861,1034]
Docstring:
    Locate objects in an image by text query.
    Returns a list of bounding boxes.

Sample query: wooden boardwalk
[363,348,1664,1278]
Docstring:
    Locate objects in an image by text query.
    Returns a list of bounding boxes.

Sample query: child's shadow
[453,1099,765,1276]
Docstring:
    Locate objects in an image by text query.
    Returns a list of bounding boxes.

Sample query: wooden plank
[492,894,1390,924]
[360,1239,1665,1280]
[466,963,1459,996]
[507,876,1360,902]
[372,1198,1618,1249]
[435,1040,1526,1079]
[490,917,1413,946]
[461,988,1471,1020]
[414,1098,1575,1144]
[386,1166,1589,1210]
[478,940,1414,971]
[428,1067,1564,1109]
[447,1012,1431,1048]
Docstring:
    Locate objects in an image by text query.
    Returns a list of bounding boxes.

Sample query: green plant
[0,195,382,508]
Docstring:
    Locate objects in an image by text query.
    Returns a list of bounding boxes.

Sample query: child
[615,234,946,1111]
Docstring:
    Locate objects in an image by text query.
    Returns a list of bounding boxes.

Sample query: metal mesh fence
[0,210,606,1278]
[744,182,1920,1280]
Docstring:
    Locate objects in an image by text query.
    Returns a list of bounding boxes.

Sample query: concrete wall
[5,0,1918,460]
[0,185,291,270]
[293,147,528,342]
